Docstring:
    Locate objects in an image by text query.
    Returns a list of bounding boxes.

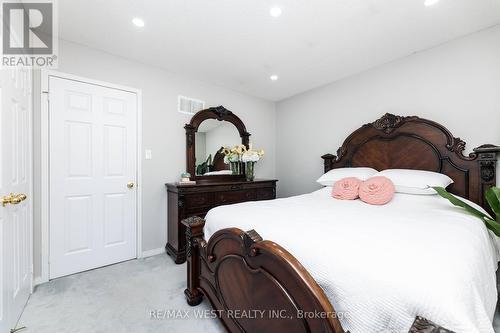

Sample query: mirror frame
[185,106,250,181]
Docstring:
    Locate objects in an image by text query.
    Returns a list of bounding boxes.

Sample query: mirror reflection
[195,120,240,176]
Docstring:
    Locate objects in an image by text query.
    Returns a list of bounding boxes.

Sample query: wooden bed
[182,113,499,333]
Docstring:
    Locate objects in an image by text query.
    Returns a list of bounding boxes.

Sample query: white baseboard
[33,250,164,287]
[33,276,49,287]
[142,247,165,258]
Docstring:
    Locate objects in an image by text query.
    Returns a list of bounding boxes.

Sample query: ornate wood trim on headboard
[321,113,499,211]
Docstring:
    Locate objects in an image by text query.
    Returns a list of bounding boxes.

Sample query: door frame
[39,70,143,283]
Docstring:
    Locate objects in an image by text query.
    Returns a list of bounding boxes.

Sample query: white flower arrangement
[241,151,260,162]
[221,144,264,163]
[221,144,245,163]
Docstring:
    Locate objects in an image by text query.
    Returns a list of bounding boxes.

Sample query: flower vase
[230,162,241,175]
[245,161,255,181]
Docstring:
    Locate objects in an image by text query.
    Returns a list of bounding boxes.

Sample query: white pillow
[377,169,453,195]
[316,167,378,186]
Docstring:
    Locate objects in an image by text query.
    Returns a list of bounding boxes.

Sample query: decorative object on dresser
[166,105,277,264]
[182,113,499,333]
[221,144,246,175]
[179,172,195,184]
[241,144,265,181]
[180,172,191,182]
[221,143,265,180]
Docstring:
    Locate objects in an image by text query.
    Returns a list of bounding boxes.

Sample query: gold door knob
[1,193,26,207]
[2,193,28,207]
[2,194,14,207]
[10,196,22,205]
[127,182,135,189]
[16,193,27,201]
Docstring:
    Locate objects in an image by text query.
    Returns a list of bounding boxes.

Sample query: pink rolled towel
[359,176,395,205]
[331,177,362,200]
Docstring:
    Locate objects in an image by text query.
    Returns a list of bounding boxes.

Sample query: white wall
[33,39,276,279]
[276,25,500,197]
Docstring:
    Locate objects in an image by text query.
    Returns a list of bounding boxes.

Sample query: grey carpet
[19,254,500,332]
[19,255,224,333]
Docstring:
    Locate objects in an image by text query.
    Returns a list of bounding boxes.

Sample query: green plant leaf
[433,186,500,237]
[432,187,490,219]
[483,217,500,237]
[196,161,209,175]
[485,187,500,218]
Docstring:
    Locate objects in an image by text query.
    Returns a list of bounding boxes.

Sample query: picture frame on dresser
[165,106,277,264]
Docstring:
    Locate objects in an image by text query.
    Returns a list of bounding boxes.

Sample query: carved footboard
[182,217,455,333]
[182,216,347,333]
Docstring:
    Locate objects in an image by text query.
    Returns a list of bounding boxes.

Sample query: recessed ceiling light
[269,7,282,17]
[270,75,279,81]
[132,17,145,27]
[424,0,440,7]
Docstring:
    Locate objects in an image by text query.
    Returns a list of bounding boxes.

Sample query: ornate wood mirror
[185,106,250,181]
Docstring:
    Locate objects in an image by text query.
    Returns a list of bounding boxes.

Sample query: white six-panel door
[0,67,32,333]
[49,77,138,279]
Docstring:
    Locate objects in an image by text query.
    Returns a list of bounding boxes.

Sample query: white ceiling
[59,0,500,101]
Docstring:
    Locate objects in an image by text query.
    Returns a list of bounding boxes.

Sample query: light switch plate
[145,149,152,160]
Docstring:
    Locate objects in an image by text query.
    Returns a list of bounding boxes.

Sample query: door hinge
[10,326,27,333]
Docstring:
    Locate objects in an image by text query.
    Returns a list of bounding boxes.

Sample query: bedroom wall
[276,25,500,197]
[32,39,276,280]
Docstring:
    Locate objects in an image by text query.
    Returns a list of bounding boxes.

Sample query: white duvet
[204,188,499,333]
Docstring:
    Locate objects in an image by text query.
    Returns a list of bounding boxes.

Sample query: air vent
[178,95,205,115]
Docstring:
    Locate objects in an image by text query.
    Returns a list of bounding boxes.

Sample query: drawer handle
[230,185,242,191]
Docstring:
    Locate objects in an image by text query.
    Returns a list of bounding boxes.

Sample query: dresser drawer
[214,189,257,205]
[256,187,275,200]
[183,193,213,212]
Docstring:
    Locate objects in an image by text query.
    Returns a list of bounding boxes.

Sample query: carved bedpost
[473,144,500,211]
[182,216,206,306]
[321,154,336,173]
[241,229,263,256]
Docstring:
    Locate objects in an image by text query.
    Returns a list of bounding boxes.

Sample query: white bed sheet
[204,188,499,333]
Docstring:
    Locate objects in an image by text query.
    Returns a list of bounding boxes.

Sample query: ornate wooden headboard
[321,113,499,210]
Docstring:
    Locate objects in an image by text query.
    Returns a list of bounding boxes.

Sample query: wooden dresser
[165,179,277,264]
